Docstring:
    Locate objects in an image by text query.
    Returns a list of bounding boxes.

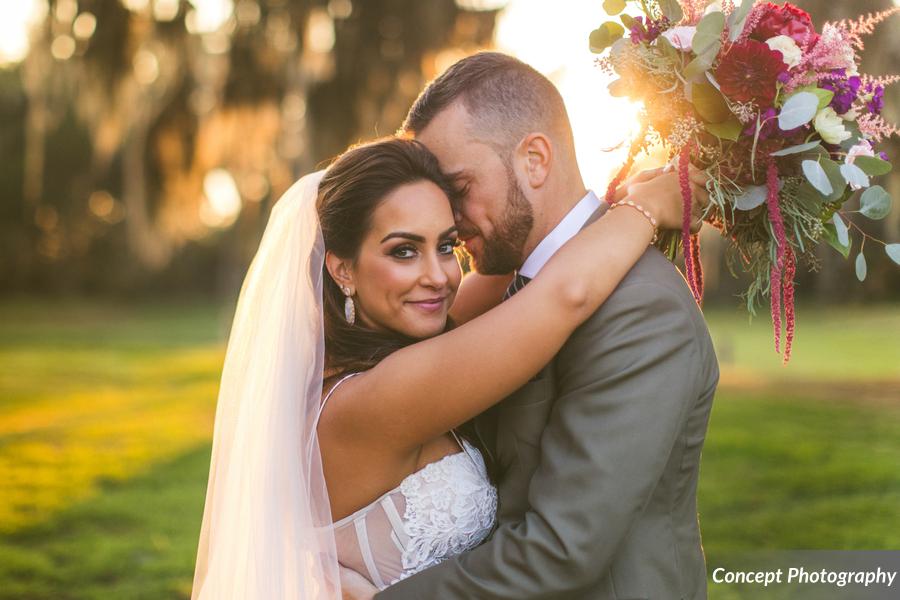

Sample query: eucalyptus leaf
[819,158,848,202]
[728,0,755,41]
[692,81,731,123]
[794,86,835,111]
[770,141,821,157]
[855,252,867,282]
[683,42,720,80]
[823,223,851,258]
[705,71,722,91]
[886,244,900,265]
[733,185,767,210]
[802,160,833,196]
[608,78,629,97]
[590,22,625,53]
[840,163,870,189]
[693,11,726,55]
[778,92,819,130]
[859,185,892,220]
[620,13,636,29]
[832,213,849,247]
[603,0,626,15]
[853,156,893,176]
[704,117,743,141]
[659,0,684,23]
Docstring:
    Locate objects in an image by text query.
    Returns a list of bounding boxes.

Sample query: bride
[190,136,707,599]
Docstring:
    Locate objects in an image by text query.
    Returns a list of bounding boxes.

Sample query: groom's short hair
[402,52,574,159]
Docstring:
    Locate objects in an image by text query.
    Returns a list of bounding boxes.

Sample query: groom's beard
[473,174,534,276]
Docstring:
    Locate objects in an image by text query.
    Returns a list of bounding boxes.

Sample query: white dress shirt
[518,190,602,279]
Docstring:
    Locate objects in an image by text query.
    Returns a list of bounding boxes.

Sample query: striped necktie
[502,272,531,301]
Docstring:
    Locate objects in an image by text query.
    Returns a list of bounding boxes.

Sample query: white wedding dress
[314,373,498,590]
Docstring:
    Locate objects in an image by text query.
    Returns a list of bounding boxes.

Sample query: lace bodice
[316,373,498,590]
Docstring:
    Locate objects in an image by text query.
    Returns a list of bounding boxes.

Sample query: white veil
[191,170,340,599]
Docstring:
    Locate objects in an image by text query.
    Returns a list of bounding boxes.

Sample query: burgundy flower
[715,40,787,108]
[750,2,820,48]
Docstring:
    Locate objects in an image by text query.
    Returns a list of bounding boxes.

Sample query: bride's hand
[618,165,710,233]
[340,565,377,600]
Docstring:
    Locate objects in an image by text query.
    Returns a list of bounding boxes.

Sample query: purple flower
[866,84,885,114]
[744,108,781,139]
[630,15,667,44]
[820,71,861,115]
[879,151,889,161]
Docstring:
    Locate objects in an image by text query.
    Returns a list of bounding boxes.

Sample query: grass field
[1,299,898,599]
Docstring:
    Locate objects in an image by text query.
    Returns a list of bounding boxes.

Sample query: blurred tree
[1,0,501,295]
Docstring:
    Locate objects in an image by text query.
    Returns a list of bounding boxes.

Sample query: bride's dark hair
[317,137,460,376]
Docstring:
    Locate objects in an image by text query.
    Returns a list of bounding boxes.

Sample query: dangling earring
[341,286,356,325]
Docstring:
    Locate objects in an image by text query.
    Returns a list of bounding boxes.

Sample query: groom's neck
[519,177,588,266]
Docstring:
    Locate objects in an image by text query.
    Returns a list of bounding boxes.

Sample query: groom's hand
[340,566,377,600]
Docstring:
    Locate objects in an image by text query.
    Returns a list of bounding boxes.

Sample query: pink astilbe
[784,24,855,92]
[833,7,900,50]
[857,113,900,142]
[782,246,796,364]
[766,158,788,356]
[681,0,709,25]
[679,144,703,305]
[861,74,900,89]
[735,3,767,44]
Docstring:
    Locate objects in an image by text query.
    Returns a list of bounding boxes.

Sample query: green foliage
[692,81,731,123]
[589,21,626,53]
[603,0,627,15]
[705,117,743,141]
[887,244,900,265]
[802,159,833,196]
[778,92,819,130]
[658,0,684,22]
[693,11,726,55]
[859,185,892,220]
[854,156,893,176]
[855,252,867,281]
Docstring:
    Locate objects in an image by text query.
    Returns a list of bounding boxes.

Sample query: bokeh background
[1,0,898,598]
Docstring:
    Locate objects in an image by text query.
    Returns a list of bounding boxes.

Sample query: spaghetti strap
[449,428,479,469]
[313,372,362,432]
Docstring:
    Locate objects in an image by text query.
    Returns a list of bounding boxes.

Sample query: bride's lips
[407,296,448,313]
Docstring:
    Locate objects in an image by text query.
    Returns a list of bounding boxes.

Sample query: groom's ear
[517,133,552,189]
[324,250,355,293]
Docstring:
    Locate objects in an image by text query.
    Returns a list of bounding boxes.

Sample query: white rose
[845,141,874,165]
[661,26,696,51]
[765,35,802,69]
[814,107,852,144]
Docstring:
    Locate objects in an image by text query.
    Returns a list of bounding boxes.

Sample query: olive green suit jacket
[377,207,719,600]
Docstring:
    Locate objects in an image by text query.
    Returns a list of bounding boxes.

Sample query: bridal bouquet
[590,0,900,362]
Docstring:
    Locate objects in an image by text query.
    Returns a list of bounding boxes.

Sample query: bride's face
[350,180,462,339]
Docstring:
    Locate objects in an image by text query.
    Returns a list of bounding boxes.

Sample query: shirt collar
[519,190,601,279]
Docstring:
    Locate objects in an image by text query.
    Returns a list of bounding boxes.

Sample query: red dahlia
[751,2,820,48]
[715,40,787,108]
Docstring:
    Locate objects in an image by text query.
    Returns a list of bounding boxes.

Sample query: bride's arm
[447,272,513,325]
[447,167,665,326]
[330,170,704,453]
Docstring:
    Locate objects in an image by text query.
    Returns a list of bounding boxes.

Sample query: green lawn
[0,299,898,599]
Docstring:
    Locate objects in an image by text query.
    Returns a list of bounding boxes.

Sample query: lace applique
[393,441,497,583]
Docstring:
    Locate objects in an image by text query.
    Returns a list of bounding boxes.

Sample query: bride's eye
[391,245,417,259]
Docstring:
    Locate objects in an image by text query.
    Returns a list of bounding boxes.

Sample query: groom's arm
[376,270,710,599]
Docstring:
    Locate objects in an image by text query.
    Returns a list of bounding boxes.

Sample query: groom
[378,52,719,599]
